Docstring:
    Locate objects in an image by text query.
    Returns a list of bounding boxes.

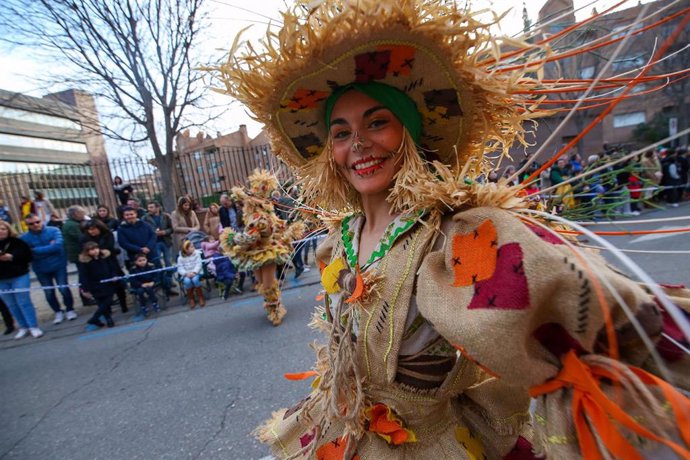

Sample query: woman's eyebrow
[330,105,388,127]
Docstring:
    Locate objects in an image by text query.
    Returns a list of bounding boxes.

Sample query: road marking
[629,226,690,244]
[76,320,156,341]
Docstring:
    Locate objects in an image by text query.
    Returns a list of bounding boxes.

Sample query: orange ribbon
[345,268,364,303]
[529,350,690,460]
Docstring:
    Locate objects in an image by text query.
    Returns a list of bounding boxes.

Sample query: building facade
[174,125,292,205]
[0,88,113,221]
[517,0,690,163]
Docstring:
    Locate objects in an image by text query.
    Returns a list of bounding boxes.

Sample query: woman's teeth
[352,158,386,176]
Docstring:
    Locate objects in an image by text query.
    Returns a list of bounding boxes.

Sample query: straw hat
[213,0,547,174]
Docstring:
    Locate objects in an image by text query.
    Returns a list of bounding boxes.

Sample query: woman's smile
[351,155,390,177]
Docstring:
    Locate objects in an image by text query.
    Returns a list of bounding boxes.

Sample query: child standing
[128,253,160,316]
[177,240,204,308]
[78,241,118,329]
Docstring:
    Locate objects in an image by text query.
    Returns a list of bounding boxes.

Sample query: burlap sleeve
[416,206,663,385]
[415,207,690,456]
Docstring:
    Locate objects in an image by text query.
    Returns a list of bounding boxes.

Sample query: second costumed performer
[220,170,304,326]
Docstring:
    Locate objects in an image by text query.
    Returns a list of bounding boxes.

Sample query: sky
[0,0,656,156]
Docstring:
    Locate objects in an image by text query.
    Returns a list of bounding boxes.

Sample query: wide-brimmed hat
[213,0,548,172]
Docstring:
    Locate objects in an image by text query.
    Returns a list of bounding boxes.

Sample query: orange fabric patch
[451,220,498,287]
[315,436,359,460]
[284,88,330,110]
[377,45,416,76]
[366,403,417,445]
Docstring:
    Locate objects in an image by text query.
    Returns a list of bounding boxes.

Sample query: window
[613,111,645,128]
[0,133,87,153]
[196,166,204,173]
[0,106,81,130]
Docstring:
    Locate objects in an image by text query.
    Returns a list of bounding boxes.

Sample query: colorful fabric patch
[283,396,310,419]
[532,322,585,359]
[290,133,322,159]
[284,87,330,111]
[354,50,391,83]
[451,220,498,287]
[424,88,462,116]
[454,426,485,460]
[525,223,564,245]
[377,45,416,76]
[300,428,316,448]
[315,436,359,460]
[365,403,417,445]
[503,436,540,460]
[468,243,530,310]
[321,258,347,294]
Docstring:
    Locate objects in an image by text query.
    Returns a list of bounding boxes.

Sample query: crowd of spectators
[0,179,317,339]
[505,145,690,216]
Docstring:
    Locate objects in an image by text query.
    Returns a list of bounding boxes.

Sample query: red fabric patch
[533,322,586,359]
[354,50,391,83]
[503,436,541,460]
[468,243,530,310]
[525,223,564,245]
[657,309,688,362]
[377,45,416,76]
[300,428,316,448]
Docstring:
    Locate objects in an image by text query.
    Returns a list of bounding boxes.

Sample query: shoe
[223,286,230,300]
[4,326,15,335]
[14,328,29,339]
[630,211,640,216]
[121,306,129,314]
[303,266,311,272]
[105,318,115,328]
[29,328,44,338]
[53,311,65,324]
[66,310,78,321]
[87,319,105,328]
[85,323,102,332]
[152,303,160,313]
[294,266,304,280]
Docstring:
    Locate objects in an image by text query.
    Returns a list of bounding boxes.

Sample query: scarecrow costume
[220,170,304,325]
[212,1,690,458]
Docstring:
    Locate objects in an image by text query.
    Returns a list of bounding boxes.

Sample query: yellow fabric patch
[454,426,485,460]
[321,258,346,294]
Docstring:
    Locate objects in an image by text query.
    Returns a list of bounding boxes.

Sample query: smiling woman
[210,1,690,459]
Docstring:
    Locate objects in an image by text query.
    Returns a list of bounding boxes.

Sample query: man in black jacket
[142,202,177,296]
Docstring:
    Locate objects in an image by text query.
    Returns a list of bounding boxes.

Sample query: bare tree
[0,0,212,212]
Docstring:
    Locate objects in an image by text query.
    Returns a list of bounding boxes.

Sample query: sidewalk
[2,265,321,344]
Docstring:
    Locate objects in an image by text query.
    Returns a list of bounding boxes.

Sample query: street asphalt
[1,203,689,459]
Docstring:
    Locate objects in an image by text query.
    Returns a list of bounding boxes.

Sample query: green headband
[324,82,422,144]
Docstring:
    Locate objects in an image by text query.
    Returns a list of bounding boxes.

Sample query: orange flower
[365,403,417,445]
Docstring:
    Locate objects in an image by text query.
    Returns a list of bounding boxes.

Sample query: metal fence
[0,143,292,224]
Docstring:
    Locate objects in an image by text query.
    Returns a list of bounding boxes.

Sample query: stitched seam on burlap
[383,229,421,368]
[270,425,289,457]
[364,258,389,378]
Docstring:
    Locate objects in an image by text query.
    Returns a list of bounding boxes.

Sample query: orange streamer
[558,227,690,236]
[530,351,690,459]
[524,10,690,185]
[284,370,318,381]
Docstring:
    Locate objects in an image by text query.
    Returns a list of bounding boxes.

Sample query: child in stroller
[201,235,237,299]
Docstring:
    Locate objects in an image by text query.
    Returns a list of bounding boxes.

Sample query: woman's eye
[369,118,389,129]
[332,129,351,140]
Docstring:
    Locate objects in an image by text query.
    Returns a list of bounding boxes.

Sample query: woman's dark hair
[113,176,123,185]
[81,219,110,235]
